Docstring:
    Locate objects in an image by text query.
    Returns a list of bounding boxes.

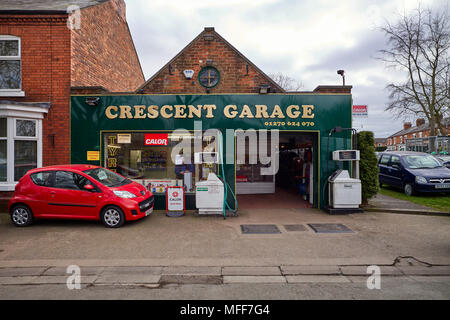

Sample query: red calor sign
[145,133,168,146]
[166,186,185,217]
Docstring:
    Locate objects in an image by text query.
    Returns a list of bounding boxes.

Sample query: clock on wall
[198,66,220,88]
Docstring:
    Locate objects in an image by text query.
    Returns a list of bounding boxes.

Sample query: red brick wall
[71,0,144,92]
[0,15,72,166]
[140,28,281,94]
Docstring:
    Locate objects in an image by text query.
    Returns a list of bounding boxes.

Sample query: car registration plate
[435,184,450,189]
[145,207,153,216]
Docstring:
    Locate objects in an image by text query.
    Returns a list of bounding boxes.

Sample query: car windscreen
[403,155,443,169]
[83,168,131,187]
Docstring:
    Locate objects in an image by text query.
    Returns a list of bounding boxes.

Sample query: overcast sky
[125,0,448,138]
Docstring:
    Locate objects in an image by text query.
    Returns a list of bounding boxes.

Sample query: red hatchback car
[8,165,154,228]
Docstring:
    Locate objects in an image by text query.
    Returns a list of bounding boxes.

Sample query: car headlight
[113,190,136,198]
[415,176,427,184]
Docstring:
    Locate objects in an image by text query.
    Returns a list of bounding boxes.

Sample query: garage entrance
[236,131,318,210]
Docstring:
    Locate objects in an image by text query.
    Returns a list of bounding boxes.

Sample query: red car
[8,165,154,228]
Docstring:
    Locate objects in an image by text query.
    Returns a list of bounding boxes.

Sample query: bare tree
[379,7,449,136]
[269,72,303,91]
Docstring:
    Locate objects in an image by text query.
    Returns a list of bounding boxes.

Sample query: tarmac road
[1,276,449,300]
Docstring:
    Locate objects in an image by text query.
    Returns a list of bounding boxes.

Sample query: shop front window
[235,131,277,195]
[14,140,37,181]
[103,132,218,194]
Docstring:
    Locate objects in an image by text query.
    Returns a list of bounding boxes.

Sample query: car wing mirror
[84,184,95,191]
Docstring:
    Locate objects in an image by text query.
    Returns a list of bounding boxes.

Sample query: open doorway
[236,131,317,210]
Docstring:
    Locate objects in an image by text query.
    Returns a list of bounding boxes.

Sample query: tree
[357,131,379,204]
[268,72,303,91]
[379,7,449,137]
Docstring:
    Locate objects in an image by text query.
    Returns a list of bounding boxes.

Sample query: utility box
[195,173,224,215]
[328,170,361,209]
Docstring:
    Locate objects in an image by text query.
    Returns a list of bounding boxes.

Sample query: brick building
[374,138,387,150]
[0,0,144,195]
[70,26,353,211]
[137,27,353,96]
[386,118,450,151]
[137,27,284,94]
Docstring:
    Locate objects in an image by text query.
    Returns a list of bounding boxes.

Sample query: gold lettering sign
[104,104,315,120]
[107,158,117,168]
[108,146,118,157]
[108,135,117,144]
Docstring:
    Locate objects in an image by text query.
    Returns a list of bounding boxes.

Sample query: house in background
[386,118,450,152]
[0,0,144,203]
[374,138,387,151]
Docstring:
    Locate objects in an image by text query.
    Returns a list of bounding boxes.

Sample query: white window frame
[0,35,25,97]
[0,119,6,184]
[14,118,38,139]
[0,117,42,191]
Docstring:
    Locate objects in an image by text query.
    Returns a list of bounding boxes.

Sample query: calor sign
[145,133,168,146]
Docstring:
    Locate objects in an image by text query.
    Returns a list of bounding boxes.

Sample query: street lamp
[337,70,345,86]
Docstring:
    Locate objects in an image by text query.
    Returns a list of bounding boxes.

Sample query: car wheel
[101,206,125,228]
[404,183,415,196]
[10,205,33,227]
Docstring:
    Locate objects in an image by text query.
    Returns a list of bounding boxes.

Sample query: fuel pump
[325,150,363,214]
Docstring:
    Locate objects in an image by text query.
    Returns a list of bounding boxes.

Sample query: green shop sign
[71,94,353,209]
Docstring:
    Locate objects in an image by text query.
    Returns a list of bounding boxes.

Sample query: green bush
[357,131,379,203]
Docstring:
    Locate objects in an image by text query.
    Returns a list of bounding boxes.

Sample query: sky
[125,0,447,138]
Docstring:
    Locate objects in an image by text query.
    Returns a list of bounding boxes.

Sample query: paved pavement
[1,264,450,286]
[1,264,450,299]
[2,278,450,300]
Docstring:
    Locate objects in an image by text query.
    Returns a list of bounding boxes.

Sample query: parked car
[434,155,450,169]
[378,151,450,196]
[8,165,154,228]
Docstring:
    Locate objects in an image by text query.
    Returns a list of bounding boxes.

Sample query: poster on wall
[166,186,185,217]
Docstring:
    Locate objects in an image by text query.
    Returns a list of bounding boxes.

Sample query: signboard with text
[166,186,185,216]
[145,133,168,146]
[352,105,368,117]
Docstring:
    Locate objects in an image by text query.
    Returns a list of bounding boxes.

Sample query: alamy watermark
[169,121,279,176]
[366,265,381,290]
[66,265,81,290]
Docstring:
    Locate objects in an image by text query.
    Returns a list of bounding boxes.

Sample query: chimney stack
[416,118,425,127]
[111,0,127,22]
[403,122,412,130]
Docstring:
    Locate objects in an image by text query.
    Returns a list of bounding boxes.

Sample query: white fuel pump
[326,150,363,214]
[196,173,225,215]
